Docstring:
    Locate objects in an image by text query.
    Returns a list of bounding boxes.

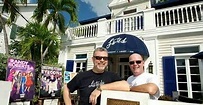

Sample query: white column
[97,18,108,37]
[58,46,68,67]
[143,8,156,30]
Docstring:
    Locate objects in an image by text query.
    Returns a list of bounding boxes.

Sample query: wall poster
[64,71,77,83]
[40,66,62,98]
[6,58,35,102]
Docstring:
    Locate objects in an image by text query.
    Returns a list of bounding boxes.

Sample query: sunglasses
[94,56,108,61]
[129,60,142,65]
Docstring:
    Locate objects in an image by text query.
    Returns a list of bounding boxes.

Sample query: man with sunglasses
[63,47,130,105]
[127,53,160,99]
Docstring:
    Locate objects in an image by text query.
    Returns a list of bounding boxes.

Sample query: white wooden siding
[158,34,203,95]
[68,45,95,70]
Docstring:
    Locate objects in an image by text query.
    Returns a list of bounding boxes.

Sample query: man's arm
[63,83,72,105]
[89,80,130,105]
[130,83,158,95]
[100,80,130,91]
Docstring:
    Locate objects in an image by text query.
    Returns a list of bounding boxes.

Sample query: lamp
[148,61,153,74]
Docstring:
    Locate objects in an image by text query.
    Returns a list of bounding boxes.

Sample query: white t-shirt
[127,72,160,99]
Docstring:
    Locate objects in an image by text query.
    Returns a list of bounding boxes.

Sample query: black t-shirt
[67,70,122,105]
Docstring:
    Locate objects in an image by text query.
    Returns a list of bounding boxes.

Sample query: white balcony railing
[68,1,203,39]
[155,1,203,27]
[69,22,98,39]
[106,13,144,34]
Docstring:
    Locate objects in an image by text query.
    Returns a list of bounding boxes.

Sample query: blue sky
[76,0,111,21]
[30,0,111,23]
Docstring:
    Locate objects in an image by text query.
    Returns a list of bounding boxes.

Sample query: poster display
[40,66,62,98]
[64,71,70,83]
[6,58,35,102]
[64,71,77,94]
[64,71,77,83]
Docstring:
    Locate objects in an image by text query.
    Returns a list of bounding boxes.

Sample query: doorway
[118,63,132,80]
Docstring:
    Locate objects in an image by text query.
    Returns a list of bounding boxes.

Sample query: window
[174,46,202,100]
[124,9,137,15]
[75,54,87,72]
[119,58,133,80]
[75,61,87,72]
[76,54,87,59]
[176,58,202,99]
[175,46,199,54]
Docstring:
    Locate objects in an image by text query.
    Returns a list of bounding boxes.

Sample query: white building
[58,0,203,100]
[0,0,203,102]
[0,1,37,53]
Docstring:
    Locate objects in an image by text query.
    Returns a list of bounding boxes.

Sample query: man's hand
[89,88,101,105]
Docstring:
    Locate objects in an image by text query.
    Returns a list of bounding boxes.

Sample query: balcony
[66,1,203,40]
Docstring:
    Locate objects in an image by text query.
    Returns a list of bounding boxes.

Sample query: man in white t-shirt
[127,53,160,99]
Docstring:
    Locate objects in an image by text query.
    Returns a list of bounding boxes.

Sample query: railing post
[97,18,108,37]
[143,8,156,30]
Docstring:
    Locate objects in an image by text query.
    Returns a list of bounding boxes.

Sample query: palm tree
[32,0,78,34]
[1,0,27,55]
[16,22,60,64]
[32,0,78,66]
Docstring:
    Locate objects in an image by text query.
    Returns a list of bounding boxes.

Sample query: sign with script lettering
[106,37,127,49]
[102,34,149,57]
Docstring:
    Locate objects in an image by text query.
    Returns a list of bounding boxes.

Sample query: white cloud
[81,0,111,16]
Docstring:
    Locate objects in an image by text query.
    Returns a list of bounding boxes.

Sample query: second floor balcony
[67,1,203,40]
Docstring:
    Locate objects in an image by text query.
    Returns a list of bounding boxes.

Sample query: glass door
[119,63,132,80]
[176,57,202,99]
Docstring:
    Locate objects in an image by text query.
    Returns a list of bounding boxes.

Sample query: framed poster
[64,71,71,83]
[40,66,62,98]
[6,58,35,102]
[64,71,77,83]
[64,71,77,94]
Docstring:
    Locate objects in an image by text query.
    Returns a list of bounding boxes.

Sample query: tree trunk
[41,42,44,65]
[0,14,9,55]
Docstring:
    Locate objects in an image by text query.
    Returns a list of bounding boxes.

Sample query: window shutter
[10,24,17,39]
[66,60,74,72]
[162,56,177,97]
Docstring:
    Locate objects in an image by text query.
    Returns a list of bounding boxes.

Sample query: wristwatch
[96,85,102,92]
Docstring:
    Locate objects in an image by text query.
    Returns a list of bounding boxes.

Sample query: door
[119,63,132,80]
[175,57,202,99]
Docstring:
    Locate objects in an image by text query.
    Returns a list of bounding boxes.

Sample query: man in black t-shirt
[63,47,130,105]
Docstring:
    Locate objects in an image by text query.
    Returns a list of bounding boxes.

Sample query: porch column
[97,18,108,37]
[58,45,68,67]
[143,8,156,30]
